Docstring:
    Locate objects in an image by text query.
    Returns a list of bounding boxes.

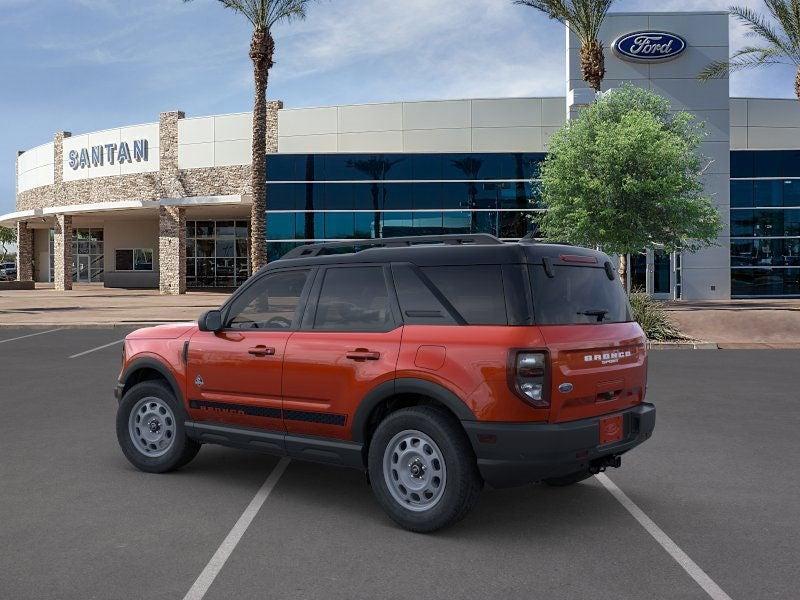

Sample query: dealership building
[3,10,800,299]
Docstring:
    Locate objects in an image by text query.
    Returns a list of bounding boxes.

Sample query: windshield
[530,264,632,325]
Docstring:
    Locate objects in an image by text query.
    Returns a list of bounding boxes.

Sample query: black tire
[367,406,482,533]
[543,469,593,487]
[116,380,200,473]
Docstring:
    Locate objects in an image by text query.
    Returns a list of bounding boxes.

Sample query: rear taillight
[509,351,549,408]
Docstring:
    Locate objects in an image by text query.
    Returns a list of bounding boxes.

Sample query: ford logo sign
[613,31,686,62]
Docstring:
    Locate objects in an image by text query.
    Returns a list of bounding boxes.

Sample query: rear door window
[391,264,457,325]
[420,265,507,325]
[314,266,393,331]
[530,265,631,325]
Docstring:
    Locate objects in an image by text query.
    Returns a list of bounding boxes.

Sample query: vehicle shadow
[249,457,622,539]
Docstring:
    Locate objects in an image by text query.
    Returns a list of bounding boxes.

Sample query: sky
[0,0,797,216]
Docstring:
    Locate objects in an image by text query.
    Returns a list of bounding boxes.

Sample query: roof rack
[281,234,503,259]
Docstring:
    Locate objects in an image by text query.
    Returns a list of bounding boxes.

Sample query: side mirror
[198,309,223,332]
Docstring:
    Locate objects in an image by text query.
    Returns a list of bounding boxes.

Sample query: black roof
[267,235,612,271]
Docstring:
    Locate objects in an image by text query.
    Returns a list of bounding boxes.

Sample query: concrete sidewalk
[664,299,800,348]
[0,283,226,327]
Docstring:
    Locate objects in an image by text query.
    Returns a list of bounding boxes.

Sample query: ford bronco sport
[115,234,655,532]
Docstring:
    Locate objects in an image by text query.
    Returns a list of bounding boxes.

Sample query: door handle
[346,349,381,361]
[248,345,276,357]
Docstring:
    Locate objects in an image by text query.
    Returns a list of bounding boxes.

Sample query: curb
[647,341,719,350]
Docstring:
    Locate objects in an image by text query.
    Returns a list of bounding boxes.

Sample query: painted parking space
[0,328,280,600]
[608,351,800,600]
[0,329,797,599]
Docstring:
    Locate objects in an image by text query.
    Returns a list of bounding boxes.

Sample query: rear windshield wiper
[577,309,608,322]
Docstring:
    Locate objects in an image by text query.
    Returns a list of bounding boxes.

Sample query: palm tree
[699,2,800,101]
[184,0,315,272]
[514,0,615,92]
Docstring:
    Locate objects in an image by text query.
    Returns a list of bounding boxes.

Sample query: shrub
[628,293,688,341]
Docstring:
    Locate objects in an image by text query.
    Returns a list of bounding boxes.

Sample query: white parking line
[596,473,733,600]
[183,457,291,600]
[68,338,125,359]
[0,329,63,345]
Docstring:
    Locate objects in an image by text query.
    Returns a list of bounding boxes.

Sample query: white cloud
[268,0,565,102]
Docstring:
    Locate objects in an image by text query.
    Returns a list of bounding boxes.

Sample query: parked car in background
[0,262,16,281]
[114,234,655,532]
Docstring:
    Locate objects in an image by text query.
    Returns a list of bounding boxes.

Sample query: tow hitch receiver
[589,455,622,474]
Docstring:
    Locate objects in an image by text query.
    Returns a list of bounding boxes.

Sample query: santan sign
[68,139,149,170]
[613,31,687,62]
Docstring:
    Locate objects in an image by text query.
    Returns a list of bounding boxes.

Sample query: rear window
[530,265,631,325]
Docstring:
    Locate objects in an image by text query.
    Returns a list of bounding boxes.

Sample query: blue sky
[1,0,797,215]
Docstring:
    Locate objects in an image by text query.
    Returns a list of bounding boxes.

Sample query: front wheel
[116,380,200,473]
[368,406,482,533]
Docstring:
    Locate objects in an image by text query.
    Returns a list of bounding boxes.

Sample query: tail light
[509,350,550,408]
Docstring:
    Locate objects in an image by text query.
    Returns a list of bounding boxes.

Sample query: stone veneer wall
[15,222,33,281]
[158,206,186,295]
[53,214,73,291]
[181,165,251,197]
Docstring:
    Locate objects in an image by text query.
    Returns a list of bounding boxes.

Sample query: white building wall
[568,11,731,301]
[177,112,253,169]
[17,142,55,193]
[274,98,565,154]
[33,228,50,282]
[730,98,800,149]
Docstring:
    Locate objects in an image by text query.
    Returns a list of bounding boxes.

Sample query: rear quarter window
[420,265,507,325]
[530,265,631,325]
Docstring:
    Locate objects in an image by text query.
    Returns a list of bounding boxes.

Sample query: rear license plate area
[599,414,624,445]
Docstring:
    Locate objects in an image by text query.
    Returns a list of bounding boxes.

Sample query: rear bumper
[462,403,655,488]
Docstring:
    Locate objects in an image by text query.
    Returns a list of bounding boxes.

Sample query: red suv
[115,234,655,532]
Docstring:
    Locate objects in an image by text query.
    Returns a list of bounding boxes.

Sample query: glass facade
[731,151,800,296]
[265,153,545,262]
[186,220,250,288]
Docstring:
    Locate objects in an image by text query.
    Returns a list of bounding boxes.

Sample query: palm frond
[266,0,311,28]
[764,0,800,45]
[515,0,615,43]
[730,5,800,64]
[699,46,789,80]
[187,0,312,30]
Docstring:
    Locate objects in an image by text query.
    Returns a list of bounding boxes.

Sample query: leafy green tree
[0,226,15,263]
[534,84,722,286]
[514,0,615,91]
[184,0,317,270]
[699,2,800,100]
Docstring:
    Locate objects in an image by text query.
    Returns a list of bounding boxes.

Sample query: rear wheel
[543,469,593,487]
[116,380,200,473]
[368,406,482,533]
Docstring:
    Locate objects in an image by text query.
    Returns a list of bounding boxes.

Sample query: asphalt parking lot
[1,327,798,599]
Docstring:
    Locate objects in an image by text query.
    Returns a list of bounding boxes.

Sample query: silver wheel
[382,429,447,512]
[128,396,176,458]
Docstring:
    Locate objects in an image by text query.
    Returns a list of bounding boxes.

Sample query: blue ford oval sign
[613,31,687,62]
